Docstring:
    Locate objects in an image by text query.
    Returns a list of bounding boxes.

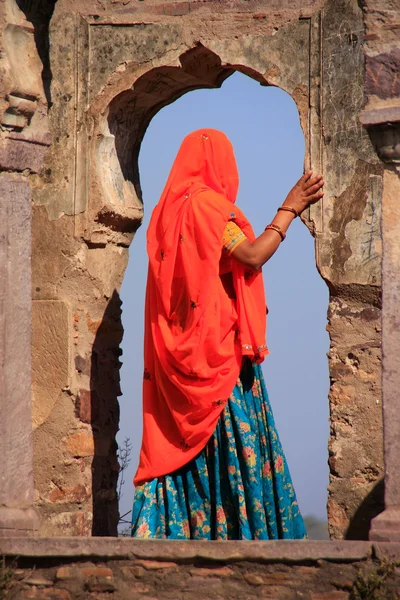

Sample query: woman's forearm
[232,210,295,270]
[231,171,324,271]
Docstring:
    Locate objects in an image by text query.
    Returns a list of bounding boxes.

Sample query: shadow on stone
[90,290,123,536]
[345,479,384,540]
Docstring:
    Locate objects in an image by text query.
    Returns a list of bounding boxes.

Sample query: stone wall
[3,538,400,600]
[0,0,392,538]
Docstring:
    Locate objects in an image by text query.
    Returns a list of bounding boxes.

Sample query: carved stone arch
[83,21,319,244]
[93,41,311,223]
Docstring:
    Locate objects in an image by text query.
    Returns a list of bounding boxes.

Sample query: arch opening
[104,48,330,538]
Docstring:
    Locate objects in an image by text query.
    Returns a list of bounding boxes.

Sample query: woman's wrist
[271,208,296,233]
[282,199,304,215]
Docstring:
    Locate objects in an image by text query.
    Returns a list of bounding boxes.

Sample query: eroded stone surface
[0,174,37,535]
[2,539,400,600]
[32,301,70,429]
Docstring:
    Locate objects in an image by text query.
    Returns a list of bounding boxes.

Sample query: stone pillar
[0,174,38,536]
[361,108,400,542]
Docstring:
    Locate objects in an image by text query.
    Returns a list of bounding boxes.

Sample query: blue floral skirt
[131,361,307,540]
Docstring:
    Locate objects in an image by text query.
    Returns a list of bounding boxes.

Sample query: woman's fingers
[305,182,324,196]
[308,190,324,202]
[300,170,314,184]
[304,174,323,189]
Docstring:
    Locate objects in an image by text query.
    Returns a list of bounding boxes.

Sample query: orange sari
[134,129,268,485]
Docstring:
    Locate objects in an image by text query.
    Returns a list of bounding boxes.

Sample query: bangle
[264,223,286,241]
[277,206,298,217]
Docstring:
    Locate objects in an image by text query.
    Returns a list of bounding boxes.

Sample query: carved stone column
[0,0,52,537]
[0,175,39,537]
[361,107,400,541]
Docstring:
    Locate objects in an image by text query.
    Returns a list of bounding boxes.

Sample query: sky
[117,71,330,527]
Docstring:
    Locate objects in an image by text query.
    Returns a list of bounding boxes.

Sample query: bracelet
[264,223,286,241]
[277,205,298,217]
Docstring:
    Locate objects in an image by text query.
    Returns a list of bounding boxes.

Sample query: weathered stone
[62,431,95,458]
[25,576,54,586]
[47,484,90,505]
[1,111,27,128]
[80,566,113,578]
[0,538,373,561]
[6,540,400,599]
[84,579,116,592]
[55,567,73,580]
[0,174,38,536]
[365,49,400,99]
[0,139,49,173]
[32,300,70,430]
[244,573,264,585]
[21,589,72,600]
[76,389,98,424]
[121,565,146,578]
[45,511,92,537]
[134,559,178,570]
[310,593,349,600]
[189,566,234,578]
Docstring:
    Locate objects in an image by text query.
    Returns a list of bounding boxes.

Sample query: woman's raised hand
[283,171,324,215]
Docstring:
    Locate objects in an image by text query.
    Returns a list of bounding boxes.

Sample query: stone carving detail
[0,2,52,173]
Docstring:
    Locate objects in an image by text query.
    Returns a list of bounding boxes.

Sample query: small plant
[118,525,132,537]
[0,556,13,600]
[117,436,133,530]
[351,558,399,600]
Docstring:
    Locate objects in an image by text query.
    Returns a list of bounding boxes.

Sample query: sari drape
[134,129,268,485]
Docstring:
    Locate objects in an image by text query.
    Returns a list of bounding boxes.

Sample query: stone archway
[25,3,383,539]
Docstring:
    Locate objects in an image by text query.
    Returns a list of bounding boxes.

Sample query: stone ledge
[0,538,373,563]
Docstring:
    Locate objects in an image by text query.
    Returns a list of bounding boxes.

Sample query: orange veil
[134,129,268,484]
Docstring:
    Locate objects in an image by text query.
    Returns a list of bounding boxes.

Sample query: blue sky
[117,71,330,525]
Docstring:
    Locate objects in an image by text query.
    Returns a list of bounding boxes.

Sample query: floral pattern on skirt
[131,361,307,540]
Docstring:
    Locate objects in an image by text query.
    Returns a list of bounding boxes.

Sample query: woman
[131,129,324,540]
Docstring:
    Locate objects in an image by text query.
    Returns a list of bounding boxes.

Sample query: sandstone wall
[0,0,390,538]
[3,538,400,600]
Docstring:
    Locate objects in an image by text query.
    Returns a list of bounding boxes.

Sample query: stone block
[76,389,99,424]
[80,566,113,578]
[62,431,95,457]
[0,538,373,561]
[310,594,349,600]
[0,508,39,538]
[120,565,146,578]
[84,579,116,593]
[0,174,35,519]
[47,484,90,504]
[134,559,178,570]
[25,575,54,586]
[148,2,190,16]
[32,300,70,429]
[370,507,400,542]
[244,573,264,585]
[61,430,111,458]
[1,111,28,128]
[365,49,400,99]
[46,511,92,536]
[56,566,113,579]
[374,542,400,561]
[75,355,90,375]
[3,24,43,99]
[188,566,234,578]
[0,138,48,173]
[21,589,72,600]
